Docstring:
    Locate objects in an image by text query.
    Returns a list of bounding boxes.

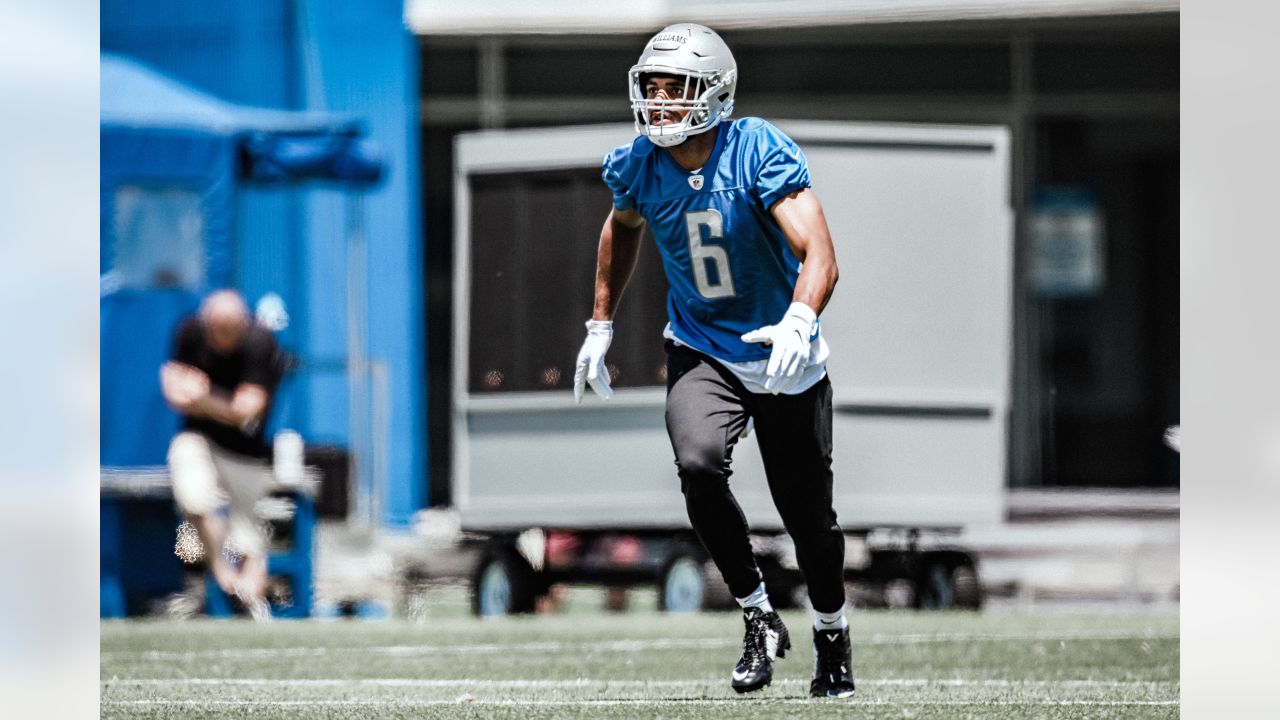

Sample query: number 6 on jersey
[685,209,736,299]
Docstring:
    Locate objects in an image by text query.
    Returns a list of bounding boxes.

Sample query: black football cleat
[731,607,791,693]
[810,625,856,698]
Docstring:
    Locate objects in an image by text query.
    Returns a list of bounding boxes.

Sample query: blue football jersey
[602,117,816,362]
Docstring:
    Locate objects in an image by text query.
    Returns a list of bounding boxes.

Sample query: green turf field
[101,599,1178,719]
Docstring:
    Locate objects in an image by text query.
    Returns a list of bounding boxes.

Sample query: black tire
[915,554,983,611]
[916,562,955,610]
[951,562,983,610]
[884,578,916,609]
[470,545,538,617]
[698,559,739,610]
[658,551,707,613]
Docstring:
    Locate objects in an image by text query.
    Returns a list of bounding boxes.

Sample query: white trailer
[452,121,1013,615]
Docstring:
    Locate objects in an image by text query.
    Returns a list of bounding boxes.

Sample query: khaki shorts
[167,431,270,557]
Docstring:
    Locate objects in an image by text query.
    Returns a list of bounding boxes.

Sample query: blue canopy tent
[100,53,383,617]
[100,52,381,467]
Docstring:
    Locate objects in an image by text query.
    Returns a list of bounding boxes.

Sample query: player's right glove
[573,319,615,403]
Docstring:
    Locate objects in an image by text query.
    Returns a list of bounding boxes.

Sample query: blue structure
[101,473,320,619]
[100,487,187,617]
[102,1,427,525]
[101,53,382,464]
[100,52,390,617]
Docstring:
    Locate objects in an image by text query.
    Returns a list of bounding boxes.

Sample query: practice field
[102,602,1178,719]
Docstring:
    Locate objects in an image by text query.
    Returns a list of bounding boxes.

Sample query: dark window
[467,168,668,394]
[735,43,1012,95]
[1035,40,1179,93]
[423,46,479,95]
[506,45,647,98]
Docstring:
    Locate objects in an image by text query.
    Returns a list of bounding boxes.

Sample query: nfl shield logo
[688,175,704,190]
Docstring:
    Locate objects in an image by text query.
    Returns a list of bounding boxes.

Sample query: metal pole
[478,37,506,129]
[346,193,372,527]
[1009,29,1043,488]
[370,359,391,529]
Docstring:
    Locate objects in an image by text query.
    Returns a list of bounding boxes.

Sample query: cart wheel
[951,562,983,610]
[471,547,537,617]
[917,563,955,610]
[658,554,706,613]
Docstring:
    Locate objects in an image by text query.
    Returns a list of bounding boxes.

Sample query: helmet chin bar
[632,101,706,147]
[647,129,688,147]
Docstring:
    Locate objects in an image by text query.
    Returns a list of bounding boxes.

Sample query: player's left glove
[740,302,817,394]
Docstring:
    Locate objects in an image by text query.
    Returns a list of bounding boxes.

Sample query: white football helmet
[630,23,737,147]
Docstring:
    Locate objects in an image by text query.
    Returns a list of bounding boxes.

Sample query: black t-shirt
[171,317,284,459]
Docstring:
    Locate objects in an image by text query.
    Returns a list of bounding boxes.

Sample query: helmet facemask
[630,66,736,147]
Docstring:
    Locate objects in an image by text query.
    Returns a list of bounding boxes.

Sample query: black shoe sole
[809,686,856,698]
[732,677,772,694]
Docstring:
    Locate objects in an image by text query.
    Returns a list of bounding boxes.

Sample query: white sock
[736,582,774,614]
[814,606,848,631]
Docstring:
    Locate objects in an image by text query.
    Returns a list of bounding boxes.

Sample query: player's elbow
[825,255,840,292]
[159,374,190,412]
[161,394,189,414]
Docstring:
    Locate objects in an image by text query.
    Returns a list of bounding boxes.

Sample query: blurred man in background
[160,289,284,620]
[573,23,854,698]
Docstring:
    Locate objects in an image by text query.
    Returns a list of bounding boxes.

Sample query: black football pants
[664,341,846,613]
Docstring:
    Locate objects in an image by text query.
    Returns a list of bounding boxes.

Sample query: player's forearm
[185,394,243,426]
[771,189,839,315]
[186,394,263,432]
[793,250,839,315]
[592,214,645,321]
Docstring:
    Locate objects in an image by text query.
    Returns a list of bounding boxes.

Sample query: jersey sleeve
[601,144,637,212]
[171,318,201,365]
[241,330,283,391]
[753,122,812,210]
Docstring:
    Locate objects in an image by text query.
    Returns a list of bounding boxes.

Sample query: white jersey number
[685,209,736,299]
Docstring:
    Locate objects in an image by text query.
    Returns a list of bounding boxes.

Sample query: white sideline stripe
[102,699,1180,707]
[102,631,1177,661]
[104,677,1179,689]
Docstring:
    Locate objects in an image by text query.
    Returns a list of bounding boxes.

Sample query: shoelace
[739,613,770,669]
[815,632,848,679]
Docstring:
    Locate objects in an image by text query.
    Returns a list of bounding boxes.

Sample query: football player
[573,23,855,698]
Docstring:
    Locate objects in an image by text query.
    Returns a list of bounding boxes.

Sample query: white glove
[740,302,817,394]
[573,319,614,403]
